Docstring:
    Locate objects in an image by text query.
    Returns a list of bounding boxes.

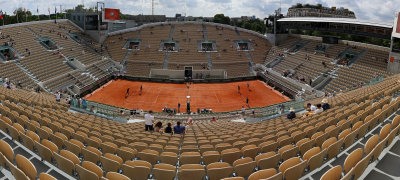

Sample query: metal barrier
[70,97,304,122]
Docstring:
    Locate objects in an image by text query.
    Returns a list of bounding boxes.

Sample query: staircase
[14,61,41,84]
[120,50,132,66]
[202,24,212,69]
[161,25,175,69]
[25,27,41,38]
[316,77,333,90]
[168,25,175,41]
[163,52,170,69]
[348,49,367,66]
[235,29,255,67]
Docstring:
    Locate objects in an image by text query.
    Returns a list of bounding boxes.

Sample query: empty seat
[16,154,37,180]
[203,151,220,165]
[255,152,279,170]
[207,162,234,180]
[54,150,80,176]
[100,153,123,172]
[344,148,363,174]
[248,168,280,180]
[321,165,342,180]
[137,149,159,165]
[106,172,130,180]
[233,157,256,178]
[221,148,242,164]
[178,164,205,180]
[76,161,104,180]
[279,157,306,180]
[160,152,178,165]
[180,152,202,165]
[152,163,176,180]
[122,160,152,180]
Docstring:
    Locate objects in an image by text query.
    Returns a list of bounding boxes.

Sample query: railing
[70,95,304,122]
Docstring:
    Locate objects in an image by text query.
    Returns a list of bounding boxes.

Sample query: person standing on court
[144,110,154,131]
[247,82,250,90]
[178,102,181,113]
[139,85,143,95]
[246,97,249,105]
[238,85,240,94]
[125,88,130,98]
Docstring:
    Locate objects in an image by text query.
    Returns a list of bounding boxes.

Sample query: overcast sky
[0,0,398,23]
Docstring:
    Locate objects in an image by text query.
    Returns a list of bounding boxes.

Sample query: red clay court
[85,80,290,112]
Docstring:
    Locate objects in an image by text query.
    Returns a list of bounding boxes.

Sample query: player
[247,82,250,91]
[139,85,143,95]
[238,85,240,94]
[125,88,130,98]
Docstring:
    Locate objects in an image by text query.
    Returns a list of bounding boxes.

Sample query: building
[287,6,356,18]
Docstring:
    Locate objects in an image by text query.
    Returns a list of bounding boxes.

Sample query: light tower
[152,0,154,15]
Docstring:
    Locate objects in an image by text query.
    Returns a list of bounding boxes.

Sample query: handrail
[71,96,304,122]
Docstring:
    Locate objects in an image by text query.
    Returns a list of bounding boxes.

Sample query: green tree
[213,14,230,25]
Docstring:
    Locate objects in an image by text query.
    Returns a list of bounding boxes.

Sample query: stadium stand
[2,17,400,180]
[0,70,400,179]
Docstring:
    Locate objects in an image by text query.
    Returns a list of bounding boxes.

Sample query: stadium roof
[278,17,393,29]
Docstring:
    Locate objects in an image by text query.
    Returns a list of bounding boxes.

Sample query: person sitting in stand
[174,122,186,134]
[165,123,172,134]
[154,122,163,133]
[321,98,330,111]
[314,104,323,114]
[287,108,296,120]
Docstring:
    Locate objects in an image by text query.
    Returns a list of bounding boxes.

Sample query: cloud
[0,0,396,23]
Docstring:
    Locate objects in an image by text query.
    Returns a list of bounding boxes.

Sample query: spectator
[144,110,154,131]
[210,117,217,122]
[287,108,296,120]
[17,81,22,88]
[165,123,172,134]
[154,122,163,132]
[186,118,193,126]
[307,103,317,112]
[174,122,186,134]
[314,104,323,114]
[321,98,330,111]
[55,91,61,102]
